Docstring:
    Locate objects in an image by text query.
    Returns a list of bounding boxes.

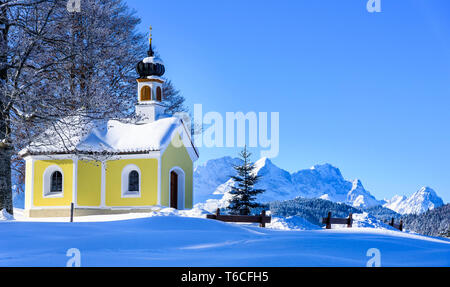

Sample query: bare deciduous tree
[1,0,65,215]
[1,0,149,215]
[1,0,191,215]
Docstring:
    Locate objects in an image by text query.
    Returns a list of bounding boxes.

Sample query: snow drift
[1,211,449,267]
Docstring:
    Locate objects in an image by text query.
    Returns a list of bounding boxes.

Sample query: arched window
[141,86,151,101]
[128,171,139,193]
[50,171,63,193]
[43,165,64,197]
[156,86,162,102]
[121,164,141,198]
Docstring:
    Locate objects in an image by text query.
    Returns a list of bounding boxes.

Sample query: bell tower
[135,26,166,123]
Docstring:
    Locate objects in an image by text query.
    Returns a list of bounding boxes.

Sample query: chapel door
[170,171,178,209]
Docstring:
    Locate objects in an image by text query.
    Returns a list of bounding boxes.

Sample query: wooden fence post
[326,212,332,229]
[347,213,353,228]
[70,203,74,223]
[260,210,266,228]
[206,209,272,227]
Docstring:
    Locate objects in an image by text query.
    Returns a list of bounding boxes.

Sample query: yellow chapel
[19,32,199,218]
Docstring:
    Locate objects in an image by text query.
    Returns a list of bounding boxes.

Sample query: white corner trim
[157,157,161,205]
[26,158,35,210]
[72,157,78,207]
[101,161,106,207]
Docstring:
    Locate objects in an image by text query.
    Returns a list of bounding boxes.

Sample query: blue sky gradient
[125,0,450,202]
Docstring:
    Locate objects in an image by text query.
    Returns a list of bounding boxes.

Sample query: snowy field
[1,209,449,267]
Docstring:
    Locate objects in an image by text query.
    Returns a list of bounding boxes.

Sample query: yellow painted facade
[105,158,159,207]
[77,160,102,207]
[32,160,74,207]
[24,132,196,216]
[161,133,194,209]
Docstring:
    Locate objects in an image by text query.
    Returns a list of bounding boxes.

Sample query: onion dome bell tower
[135,26,166,123]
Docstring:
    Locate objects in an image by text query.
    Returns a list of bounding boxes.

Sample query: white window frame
[43,165,64,198]
[121,164,142,198]
[169,167,185,210]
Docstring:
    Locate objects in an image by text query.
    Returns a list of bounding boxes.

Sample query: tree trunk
[0,1,13,215]
[0,146,12,215]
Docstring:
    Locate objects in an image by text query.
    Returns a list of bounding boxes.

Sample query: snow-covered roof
[19,116,198,160]
[142,56,164,65]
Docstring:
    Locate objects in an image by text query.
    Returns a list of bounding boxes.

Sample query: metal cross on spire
[149,25,153,46]
[147,25,154,57]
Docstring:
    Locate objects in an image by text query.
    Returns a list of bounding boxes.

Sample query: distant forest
[265,198,449,238]
[401,204,450,238]
[268,198,361,226]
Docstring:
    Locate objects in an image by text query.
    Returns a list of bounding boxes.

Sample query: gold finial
[149,25,153,46]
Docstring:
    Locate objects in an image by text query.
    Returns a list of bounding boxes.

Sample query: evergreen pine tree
[228,146,265,215]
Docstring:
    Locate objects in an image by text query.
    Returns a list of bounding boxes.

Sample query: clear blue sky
[125,0,450,202]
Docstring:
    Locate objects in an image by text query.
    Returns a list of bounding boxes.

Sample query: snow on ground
[1,209,449,267]
[352,212,394,229]
[10,209,393,232]
[10,207,208,223]
[10,207,320,231]
[0,209,14,221]
[267,216,321,231]
[194,193,233,213]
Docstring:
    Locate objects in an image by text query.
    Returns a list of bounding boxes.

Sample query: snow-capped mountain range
[194,157,445,214]
[383,187,444,215]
